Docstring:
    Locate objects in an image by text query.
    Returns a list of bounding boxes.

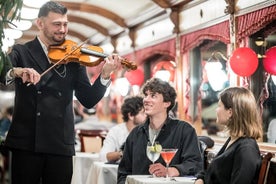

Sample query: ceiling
[18,0,192,46]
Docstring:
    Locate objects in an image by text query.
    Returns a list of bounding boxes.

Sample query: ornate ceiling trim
[56,1,127,27]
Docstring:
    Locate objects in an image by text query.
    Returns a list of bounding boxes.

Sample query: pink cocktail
[161,151,176,164]
[160,148,178,180]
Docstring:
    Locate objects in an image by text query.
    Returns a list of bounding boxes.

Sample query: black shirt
[197,137,261,184]
[117,117,203,184]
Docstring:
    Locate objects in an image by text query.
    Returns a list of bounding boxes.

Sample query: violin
[45,39,137,76]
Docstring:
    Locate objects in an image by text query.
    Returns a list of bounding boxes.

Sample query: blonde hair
[219,87,263,139]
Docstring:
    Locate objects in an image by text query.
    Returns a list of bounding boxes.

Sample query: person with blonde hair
[195,87,263,184]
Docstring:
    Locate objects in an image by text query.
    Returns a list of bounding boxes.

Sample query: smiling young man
[99,96,147,163]
[117,78,203,184]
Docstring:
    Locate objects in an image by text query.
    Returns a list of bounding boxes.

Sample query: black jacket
[117,117,203,184]
[197,137,261,184]
[5,37,107,156]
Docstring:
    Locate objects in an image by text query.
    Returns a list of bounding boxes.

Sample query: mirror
[259,32,276,143]
[200,40,229,136]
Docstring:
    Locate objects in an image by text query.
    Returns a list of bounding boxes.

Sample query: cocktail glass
[160,148,178,180]
[146,141,161,177]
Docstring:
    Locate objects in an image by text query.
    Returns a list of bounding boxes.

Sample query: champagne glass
[160,148,178,180]
[146,141,162,177]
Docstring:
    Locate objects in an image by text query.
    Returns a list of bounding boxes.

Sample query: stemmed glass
[146,141,162,177]
[160,148,178,180]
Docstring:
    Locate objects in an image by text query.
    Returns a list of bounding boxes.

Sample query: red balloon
[124,68,144,86]
[263,46,276,75]
[229,47,258,77]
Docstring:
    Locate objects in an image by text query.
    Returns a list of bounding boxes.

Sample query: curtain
[180,20,230,53]
[123,38,176,65]
[237,5,276,43]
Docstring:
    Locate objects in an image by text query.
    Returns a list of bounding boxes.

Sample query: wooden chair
[77,129,108,153]
[258,152,274,184]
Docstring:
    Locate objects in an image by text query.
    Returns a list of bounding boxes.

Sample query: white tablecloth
[86,161,118,184]
[71,152,100,184]
[126,175,196,184]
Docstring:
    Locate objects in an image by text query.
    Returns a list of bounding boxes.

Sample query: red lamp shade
[124,68,144,86]
[229,47,258,77]
[152,61,175,81]
[263,46,276,75]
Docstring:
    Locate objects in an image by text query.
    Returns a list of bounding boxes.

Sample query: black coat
[5,37,107,156]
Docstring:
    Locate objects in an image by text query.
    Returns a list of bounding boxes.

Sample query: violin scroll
[120,58,137,70]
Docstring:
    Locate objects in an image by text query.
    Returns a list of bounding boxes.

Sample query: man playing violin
[2,1,121,184]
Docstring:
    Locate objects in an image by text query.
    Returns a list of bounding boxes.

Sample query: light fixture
[9,20,33,31]
[255,37,264,46]
[4,28,23,39]
[23,0,48,8]
[132,85,140,95]
[154,69,171,82]
[205,52,228,91]
[20,7,39,20]
[152,61,175,82]
[115,77,130,96]
[2,37,15,47]
[272,75,276,85]
[207,51,228,62]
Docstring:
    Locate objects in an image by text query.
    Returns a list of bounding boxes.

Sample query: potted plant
[0,0,23,75]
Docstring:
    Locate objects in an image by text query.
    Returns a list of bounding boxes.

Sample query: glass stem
[166,163,169,179]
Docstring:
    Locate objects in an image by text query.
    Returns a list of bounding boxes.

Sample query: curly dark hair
[38,1,67,18]
[141,78,176,113]
[121,96,144,122]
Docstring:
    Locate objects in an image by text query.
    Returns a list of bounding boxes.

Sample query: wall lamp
[205,51,228,91]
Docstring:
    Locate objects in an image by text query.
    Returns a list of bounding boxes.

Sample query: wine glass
[160,148,178,180]
[146,141,162,177]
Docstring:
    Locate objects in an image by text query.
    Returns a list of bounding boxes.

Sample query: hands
[106,151,123,162]
[101,54,121,79]
[148,163,179,177]
[11,67,41,85]
[194,179,204,184]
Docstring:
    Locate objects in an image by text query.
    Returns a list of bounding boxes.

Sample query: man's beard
[52,35,65,44]
[44,30,66,45]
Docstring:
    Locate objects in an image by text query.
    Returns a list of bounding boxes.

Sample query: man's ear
[36,18,43,30]
[128,113,134,121]
[164,101,171,108]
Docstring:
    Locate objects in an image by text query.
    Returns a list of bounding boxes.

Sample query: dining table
[71,152,100,184]
[86,161,119,184]
[126,175,196,184]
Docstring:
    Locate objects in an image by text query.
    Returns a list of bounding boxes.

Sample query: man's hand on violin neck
[102,54,121,79]
[12,67,41,84]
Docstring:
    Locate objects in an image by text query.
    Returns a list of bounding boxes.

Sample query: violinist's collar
[37,36,48,55]
[37,37,53,64]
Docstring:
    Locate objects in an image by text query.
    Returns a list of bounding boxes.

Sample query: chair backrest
[198,136,214,169]
[258,152,274,184]
[77,129,108,153]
